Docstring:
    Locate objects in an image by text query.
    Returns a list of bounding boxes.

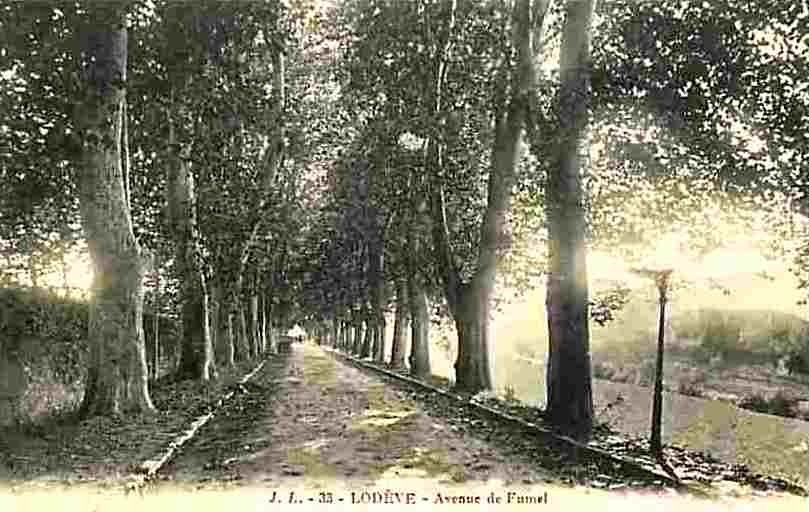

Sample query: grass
[0,358,265,480]
[738,391,799,418]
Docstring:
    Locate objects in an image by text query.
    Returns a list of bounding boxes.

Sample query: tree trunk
[210,279,222,364]
[226,311,235,366]
[424,0,545,393]
[331,318,339,348]
[259,293,267,354]
[544,0,596,442]
[374,314,386,363]
[167,102,216,382]
[229,274,250,360]
[352,312,364,355]
[408,281,431,380]
[360,307,372,358]
[390,279,410,368]
[152,306,159,380]
[266,299,278,354]
[341,320,350,351]
[152,259,161,381]
[453,280,496,391]
[250,291,260,357]
[75,5,155,417]
[366,226,386,363]
[233,48,285,347]
[238,297,250,359]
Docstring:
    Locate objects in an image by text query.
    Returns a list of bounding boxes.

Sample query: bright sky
[62,250,93,290]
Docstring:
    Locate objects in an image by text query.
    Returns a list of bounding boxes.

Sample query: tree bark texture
[76,6,155,417]
[544,0,596,442]
[250,291,260,357]
[167,103,216,381]
[429,0,547,393]
[390,279,410,368]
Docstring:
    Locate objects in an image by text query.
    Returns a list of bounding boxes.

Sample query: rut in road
[161,342,557,486]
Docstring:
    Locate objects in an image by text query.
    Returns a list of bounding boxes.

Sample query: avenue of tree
[1,0,806,441]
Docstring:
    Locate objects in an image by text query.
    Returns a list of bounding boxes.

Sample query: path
[163,342,555,489]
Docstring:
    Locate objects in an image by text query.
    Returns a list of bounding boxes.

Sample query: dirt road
[162,342,556,488]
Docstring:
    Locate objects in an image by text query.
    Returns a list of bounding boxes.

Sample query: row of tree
[1,0,805,442]
[1,0,321,416]
[294,0,807,442]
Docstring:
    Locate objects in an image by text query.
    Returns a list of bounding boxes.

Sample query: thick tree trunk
[366,231,386,363]
[167,103,216,382]
[425,0,545,393]
[453,281,496,391]
[390,279,410,368]
[76,6,155,417]
[228,274,250,360]
[374,315,386,362]
[407,171,432,379]
[177,288,215,380]
[408,280,431,380]
[544,0,596,442]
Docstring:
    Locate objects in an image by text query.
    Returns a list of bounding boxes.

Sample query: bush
[0,286,181,427]
[675,368,707,397]
[739,391,798,418]
[678,381,704,397]
[786,350,809,376]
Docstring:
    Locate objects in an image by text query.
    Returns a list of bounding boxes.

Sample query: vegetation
[1,0,808,469]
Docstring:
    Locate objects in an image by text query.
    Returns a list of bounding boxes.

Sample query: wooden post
[630,267,678,482]
[650,270,672,457]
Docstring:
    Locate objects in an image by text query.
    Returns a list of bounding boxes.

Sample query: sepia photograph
[0,0,807,510]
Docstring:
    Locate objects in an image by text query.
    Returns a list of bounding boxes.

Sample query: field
[415,266,809,489]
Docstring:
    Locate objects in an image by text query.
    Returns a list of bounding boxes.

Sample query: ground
[2,342,807,511]
[164,342,555,486]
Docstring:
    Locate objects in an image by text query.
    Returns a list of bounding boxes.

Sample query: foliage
[0,287,87,385]
[589,283,633,326]
[586,0,808,280]
[677,377,705,398]
[739,391,799,419]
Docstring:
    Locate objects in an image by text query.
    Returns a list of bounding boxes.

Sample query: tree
[390,278,410,368]
[75,4,155,417]
[544,0,596,441]
[429,0,549,392]
[166,100,216,380]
